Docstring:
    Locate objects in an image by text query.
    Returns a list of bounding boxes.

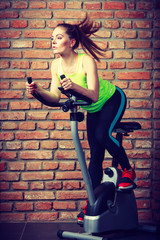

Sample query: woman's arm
[26,60,61,103]
[60,55,99,103]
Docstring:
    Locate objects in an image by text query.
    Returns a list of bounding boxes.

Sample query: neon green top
[58,53,116,113]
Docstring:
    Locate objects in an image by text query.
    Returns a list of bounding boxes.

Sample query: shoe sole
[119,177,137,190]
[77,219,84,226]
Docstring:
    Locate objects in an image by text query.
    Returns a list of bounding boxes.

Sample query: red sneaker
[118,168,137,190]
[77,201,88,226]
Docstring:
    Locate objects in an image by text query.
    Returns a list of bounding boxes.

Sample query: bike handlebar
[27,76,92,111]
[27,77,62,107]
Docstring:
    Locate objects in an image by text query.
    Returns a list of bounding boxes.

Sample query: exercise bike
[27,76,156,240]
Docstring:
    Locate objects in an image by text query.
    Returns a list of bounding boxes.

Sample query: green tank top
[57,53,116,113]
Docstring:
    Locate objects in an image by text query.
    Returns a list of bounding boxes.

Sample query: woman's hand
[26,82,37,94]
[60,77,75,91]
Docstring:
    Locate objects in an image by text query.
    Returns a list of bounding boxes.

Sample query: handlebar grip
[59,75,92,105]
[59,75,65,92]
[27,77,32,84]
[59,75,71,98]
[26,77,62,107]
[60,74,65,80]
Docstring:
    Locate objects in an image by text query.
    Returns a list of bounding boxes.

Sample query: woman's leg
[87,110,106,190]
[87,87,132,189]
[96,87,131,170]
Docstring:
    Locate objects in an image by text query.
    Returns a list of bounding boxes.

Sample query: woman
[26,14,137,223]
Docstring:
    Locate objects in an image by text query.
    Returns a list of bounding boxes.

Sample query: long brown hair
[56,14,106,61]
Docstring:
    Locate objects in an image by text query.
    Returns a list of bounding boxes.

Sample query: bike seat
[113,122,141,133]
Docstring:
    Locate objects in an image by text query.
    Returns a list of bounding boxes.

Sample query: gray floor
[0,222,159,240]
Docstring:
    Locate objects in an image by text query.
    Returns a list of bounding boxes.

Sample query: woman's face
[51,27,75,55]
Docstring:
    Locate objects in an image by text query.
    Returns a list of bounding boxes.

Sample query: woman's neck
[61,51,78,74]
[61,51,77,64]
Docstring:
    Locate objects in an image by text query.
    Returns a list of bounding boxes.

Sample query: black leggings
[87,87,131,190]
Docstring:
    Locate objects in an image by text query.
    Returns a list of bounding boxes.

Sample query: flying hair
[56,14,106,61]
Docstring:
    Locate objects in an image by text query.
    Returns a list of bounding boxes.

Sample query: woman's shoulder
[51,58,60,73]
[51,57,60,67]
[81,53,95,65]
[81,53,97,72]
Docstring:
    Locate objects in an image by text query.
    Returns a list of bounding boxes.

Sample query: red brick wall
[0,0,160,225]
